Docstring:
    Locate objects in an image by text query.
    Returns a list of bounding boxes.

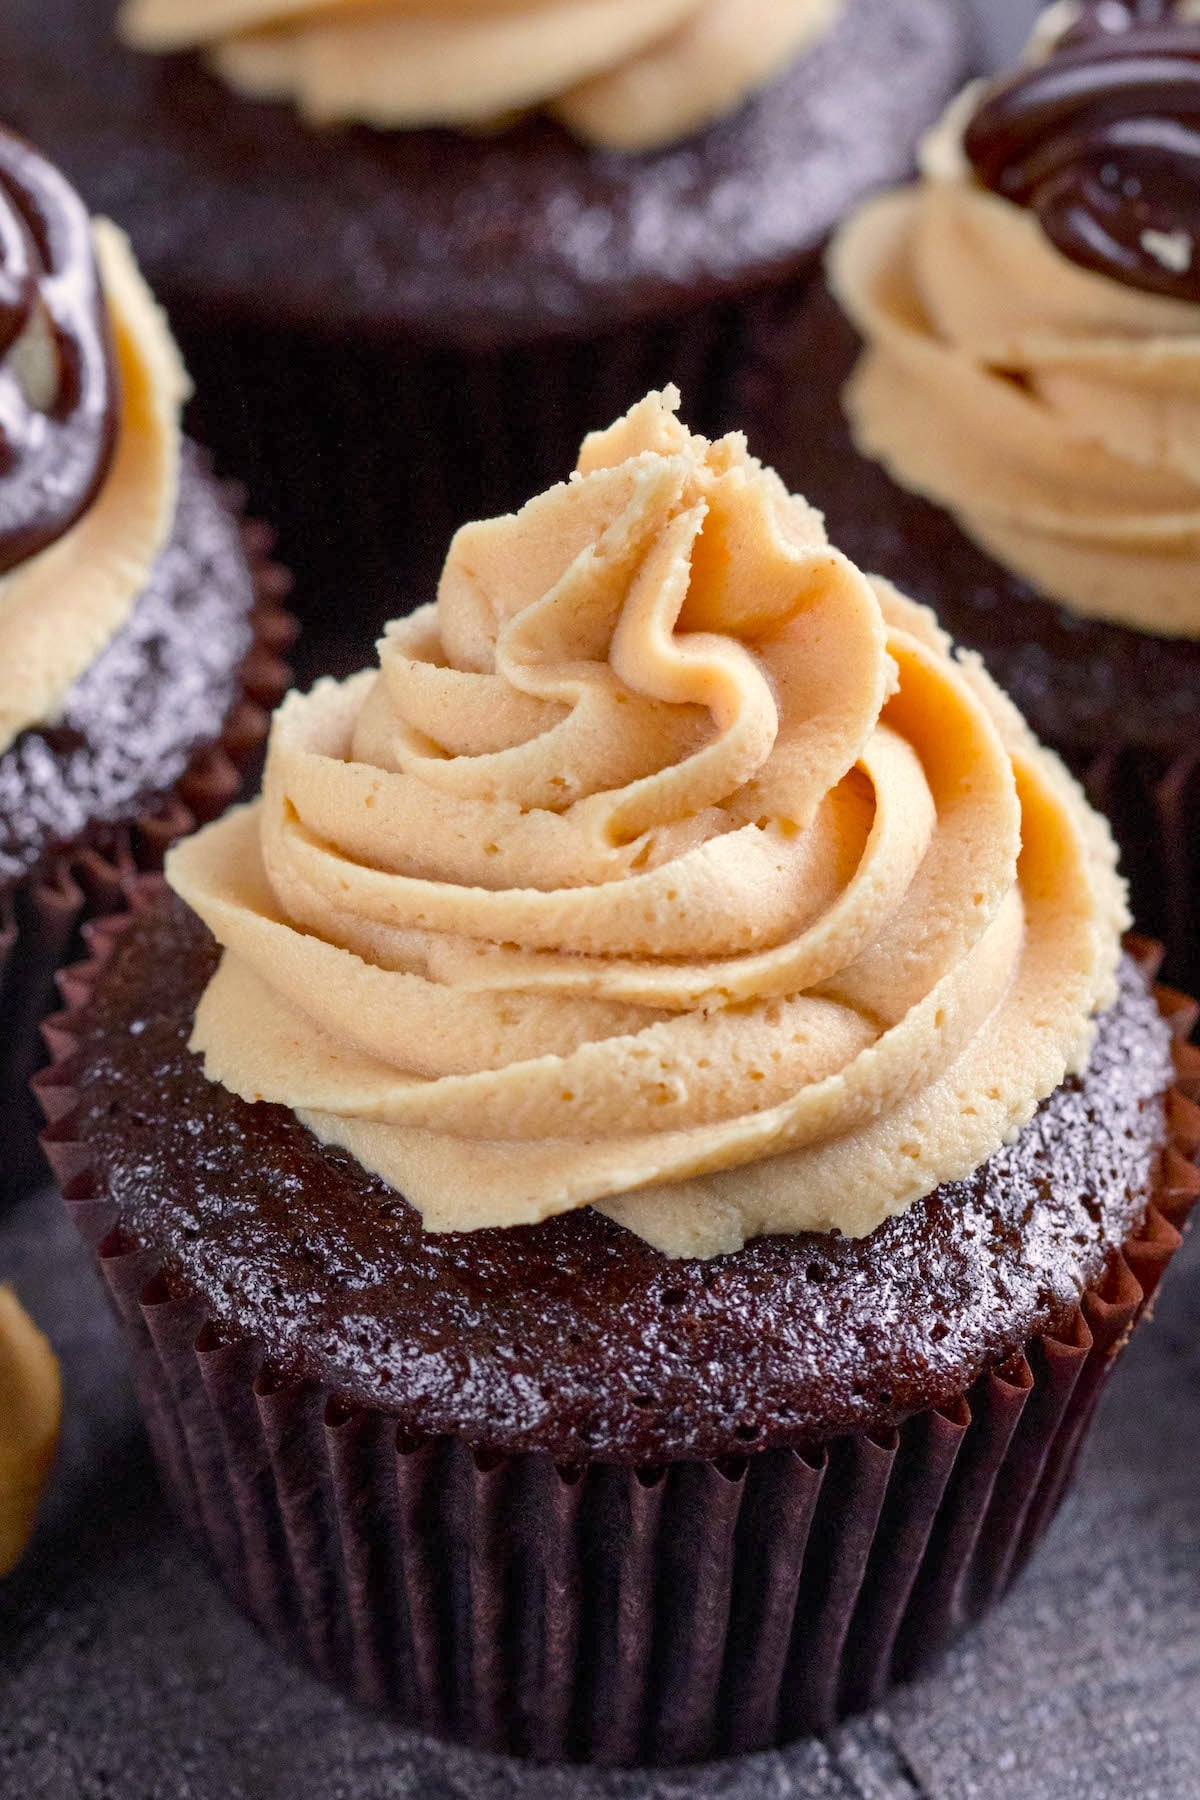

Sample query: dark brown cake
[739,284,1200,986]
[60,889,1175,1463]
[0,0,967,674]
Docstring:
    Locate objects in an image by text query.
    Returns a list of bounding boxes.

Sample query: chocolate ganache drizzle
[0,127,118,575]
[964,1,1200,302]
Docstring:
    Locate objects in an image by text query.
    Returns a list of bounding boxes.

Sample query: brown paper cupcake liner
[178,282,808,676]
[33,927,1200,1765]
[0,513,293,1198]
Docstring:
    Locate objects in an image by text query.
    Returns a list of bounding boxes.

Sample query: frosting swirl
[829,65,1200,639]
[118,0,842,151]
[0,135,189,755]
[168,390,1125,1260]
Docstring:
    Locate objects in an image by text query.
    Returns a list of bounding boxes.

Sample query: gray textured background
[3,1181,1199,1800]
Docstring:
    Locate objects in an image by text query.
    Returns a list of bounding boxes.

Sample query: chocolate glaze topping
[69,893,1171,1464]
[0,126,118,574]
[964,1,1200,302]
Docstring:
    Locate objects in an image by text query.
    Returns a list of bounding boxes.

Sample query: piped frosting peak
[169,389,1126,1258]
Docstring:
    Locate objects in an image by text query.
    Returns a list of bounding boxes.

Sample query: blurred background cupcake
[0,0,967,674]
[742,0,1200,991]
[0,123,292,1199]
[37,391,1200,1761]
[0,1285,61,1577]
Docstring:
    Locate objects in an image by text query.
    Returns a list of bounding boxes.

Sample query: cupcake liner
[178,281,808,678]
[34,926,1200,1764]
[0,515,293,1200]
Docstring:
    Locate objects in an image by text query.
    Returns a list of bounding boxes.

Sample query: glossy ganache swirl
[168,391,1125,1260]
[0,127,118,575]
[965,1,1200,302]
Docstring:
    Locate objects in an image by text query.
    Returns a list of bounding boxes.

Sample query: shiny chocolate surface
[965,2,1200,301]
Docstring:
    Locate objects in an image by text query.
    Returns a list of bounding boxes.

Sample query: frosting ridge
[118,0,841,150]
[829,74,1200,638]
[167,389,1126,1259]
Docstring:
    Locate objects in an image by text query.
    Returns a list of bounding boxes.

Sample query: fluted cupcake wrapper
[177,282,807,672]
[0,512,293,1200]
[33,929,1200,1765]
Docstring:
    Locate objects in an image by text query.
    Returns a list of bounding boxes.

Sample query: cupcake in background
[38,389,1200,1761]
[0,0,967,674]
[0,124,292,1198]
[740,0,1200,990]
[0,1287,61,1577]
[122,0,844,150]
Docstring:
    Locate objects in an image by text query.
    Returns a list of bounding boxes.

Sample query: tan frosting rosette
[828,83,1200,641]
[0,225,189,756]
[167,389,1126,1260]
[118,0,842,150]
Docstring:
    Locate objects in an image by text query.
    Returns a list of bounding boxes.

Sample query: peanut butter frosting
[0,224,189,756]
[0,1287,62,1576]
[118,0,842,150]
[167,390,1126,1259]
[829,80,1200,640]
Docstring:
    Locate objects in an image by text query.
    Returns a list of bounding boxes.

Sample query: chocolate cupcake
[743,2,1200,989]
[0,125,293,1197]
[37,392,1200,1762]
[0,0,967,672]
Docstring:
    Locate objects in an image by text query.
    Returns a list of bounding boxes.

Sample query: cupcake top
[117,0,843,150]
[829,1,1200,639]
[167,389,1126,1260]
[0,125,188,757]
